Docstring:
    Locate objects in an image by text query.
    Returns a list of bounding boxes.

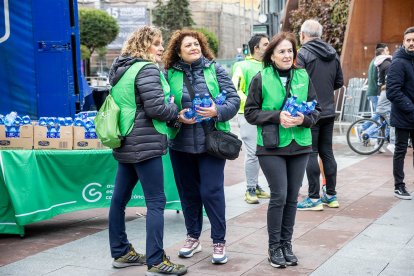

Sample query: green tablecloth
[0,149,181,235]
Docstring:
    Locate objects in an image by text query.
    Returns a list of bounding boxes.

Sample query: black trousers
[259,153,310,247]
[393,128,414,188]
[306,117,337,198]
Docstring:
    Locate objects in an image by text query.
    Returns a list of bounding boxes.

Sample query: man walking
[386,26,414,200]
[232,34,270,204]
[296,19,344,211]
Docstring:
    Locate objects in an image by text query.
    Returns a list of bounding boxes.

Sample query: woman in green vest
[163,29,240,264]
[107,26,187,276]
[244,32,321,269]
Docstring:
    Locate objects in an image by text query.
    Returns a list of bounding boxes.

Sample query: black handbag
[183,74,242,160]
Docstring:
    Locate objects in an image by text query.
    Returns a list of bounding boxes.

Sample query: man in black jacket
[386,26,414,200]
[296,19,344,211]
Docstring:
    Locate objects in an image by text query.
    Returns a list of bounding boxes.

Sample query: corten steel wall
[341,0,414,85]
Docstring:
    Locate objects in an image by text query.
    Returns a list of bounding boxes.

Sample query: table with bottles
[0,149,181,236]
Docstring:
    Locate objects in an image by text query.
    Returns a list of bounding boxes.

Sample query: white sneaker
[178,236,202,258]
[212,243,228,264]
[378,146,386,153]
[387,144,395,154]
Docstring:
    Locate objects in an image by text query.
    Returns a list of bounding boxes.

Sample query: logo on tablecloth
[82,183,103,202]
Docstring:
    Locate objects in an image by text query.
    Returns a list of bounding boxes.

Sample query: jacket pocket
[262,124,279,148]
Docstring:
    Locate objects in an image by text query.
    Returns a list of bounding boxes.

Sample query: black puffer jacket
[386,47,414,129]
[168,57,240,153]
[109,56,178,163]
[297,38,344,118]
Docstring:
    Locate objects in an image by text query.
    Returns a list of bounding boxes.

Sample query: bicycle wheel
[346,118,385,155]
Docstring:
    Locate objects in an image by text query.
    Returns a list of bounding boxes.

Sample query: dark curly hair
[163,29,215,69]
[263,32,297,68]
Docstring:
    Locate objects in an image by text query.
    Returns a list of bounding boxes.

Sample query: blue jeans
[169,149,226,244]
[306,117,337,198]
[367,95,378,113]
[109,157,166,266]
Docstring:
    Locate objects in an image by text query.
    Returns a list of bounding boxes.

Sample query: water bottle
[4,112,17,137]
[48,125,59,138]
[184,108,195,119]
[201,93,212,121]
[193,93,202,122]
[307,100,317,113]
[298,101,310,115]
[22,115,31,125]
[215,90,227,105]
[283,95,298,111]
[57,117,66,126]
[74,118,84,127]
[287,103,299,117]
[38,117,48,126]
[64,117,73,126]
[0,114,4,125]
[84,118,94,131]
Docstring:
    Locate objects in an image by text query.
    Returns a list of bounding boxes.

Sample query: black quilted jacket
[108,56,178,163]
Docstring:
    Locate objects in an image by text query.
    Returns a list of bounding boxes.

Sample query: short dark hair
[248,34,268,55]
[404,26,414,36]
[375,48,386,56]
[263,32,297,68]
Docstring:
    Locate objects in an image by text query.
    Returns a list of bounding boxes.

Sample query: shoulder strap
[183,73,196,100]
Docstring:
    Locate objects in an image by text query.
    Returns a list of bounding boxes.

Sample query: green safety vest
[232,57,264,112]
[257,67,312,147]
[111,61,169,137]
[167,63,230,139]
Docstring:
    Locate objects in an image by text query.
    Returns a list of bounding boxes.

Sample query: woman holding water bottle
[244,32,320,268]
[163,29,240,264]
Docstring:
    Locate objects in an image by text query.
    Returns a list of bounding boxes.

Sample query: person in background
[386,26,414,200]
[245,32,320,268]
[232,34,271,204]
[107,26,187,276]
[366,43,388,112]
[296,19,344,211]
[163,29,240,264]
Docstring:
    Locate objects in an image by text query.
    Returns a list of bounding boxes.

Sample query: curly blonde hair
[163,29,215,69]
[121,26,162,62]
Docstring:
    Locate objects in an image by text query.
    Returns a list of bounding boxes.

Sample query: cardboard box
[33,125,73,150]
[0,125,34,150]
[73,126,107,150]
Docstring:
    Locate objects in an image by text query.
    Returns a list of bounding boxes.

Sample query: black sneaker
[281,242,298,266]
[268,246,286,268]
[394,186,412,200]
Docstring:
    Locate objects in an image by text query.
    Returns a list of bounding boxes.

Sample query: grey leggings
[259,153,310,246]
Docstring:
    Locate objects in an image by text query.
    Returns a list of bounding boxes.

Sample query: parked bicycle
[346,114,390,155]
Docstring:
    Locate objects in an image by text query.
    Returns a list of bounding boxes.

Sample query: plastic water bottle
[283,95,298,111]
[4,112,17,137]
[201,93,212,121]
[22,115,31,125]
[193,93,202,122]
[287,103,299,117]
[0,114,4,125]
[298,101,310,115]
[38,117,48,126]
[215,90,227,105]
[84,118,94,131]
[57,117,66,126]
[64,117,73,126]
[74,118,84,127]
[307,100,317,113]
[184,108,195,119]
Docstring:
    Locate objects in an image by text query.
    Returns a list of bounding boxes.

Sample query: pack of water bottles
[73,111,106,149]
[184,91,227,122]
[282,95,317,117]
[0,112,34,149]
[34,117,74,150]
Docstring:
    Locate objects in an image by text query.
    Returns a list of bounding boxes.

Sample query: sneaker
[378,146,386,153]
[178,236,202,258]
[268,245,286,268]
[256,185,270,198]
[321,194,339,208]
[297,197,323,211]
[387,144,395,154]
[146,254,187,276]
[394,186,412,200]
[281,242,298,266]
[245,188,259,204]
[112,244,146,268]
[211,243,228,264]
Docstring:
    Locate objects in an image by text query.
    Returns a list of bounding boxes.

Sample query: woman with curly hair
[163,29,240,264]
[107,25,187,276]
